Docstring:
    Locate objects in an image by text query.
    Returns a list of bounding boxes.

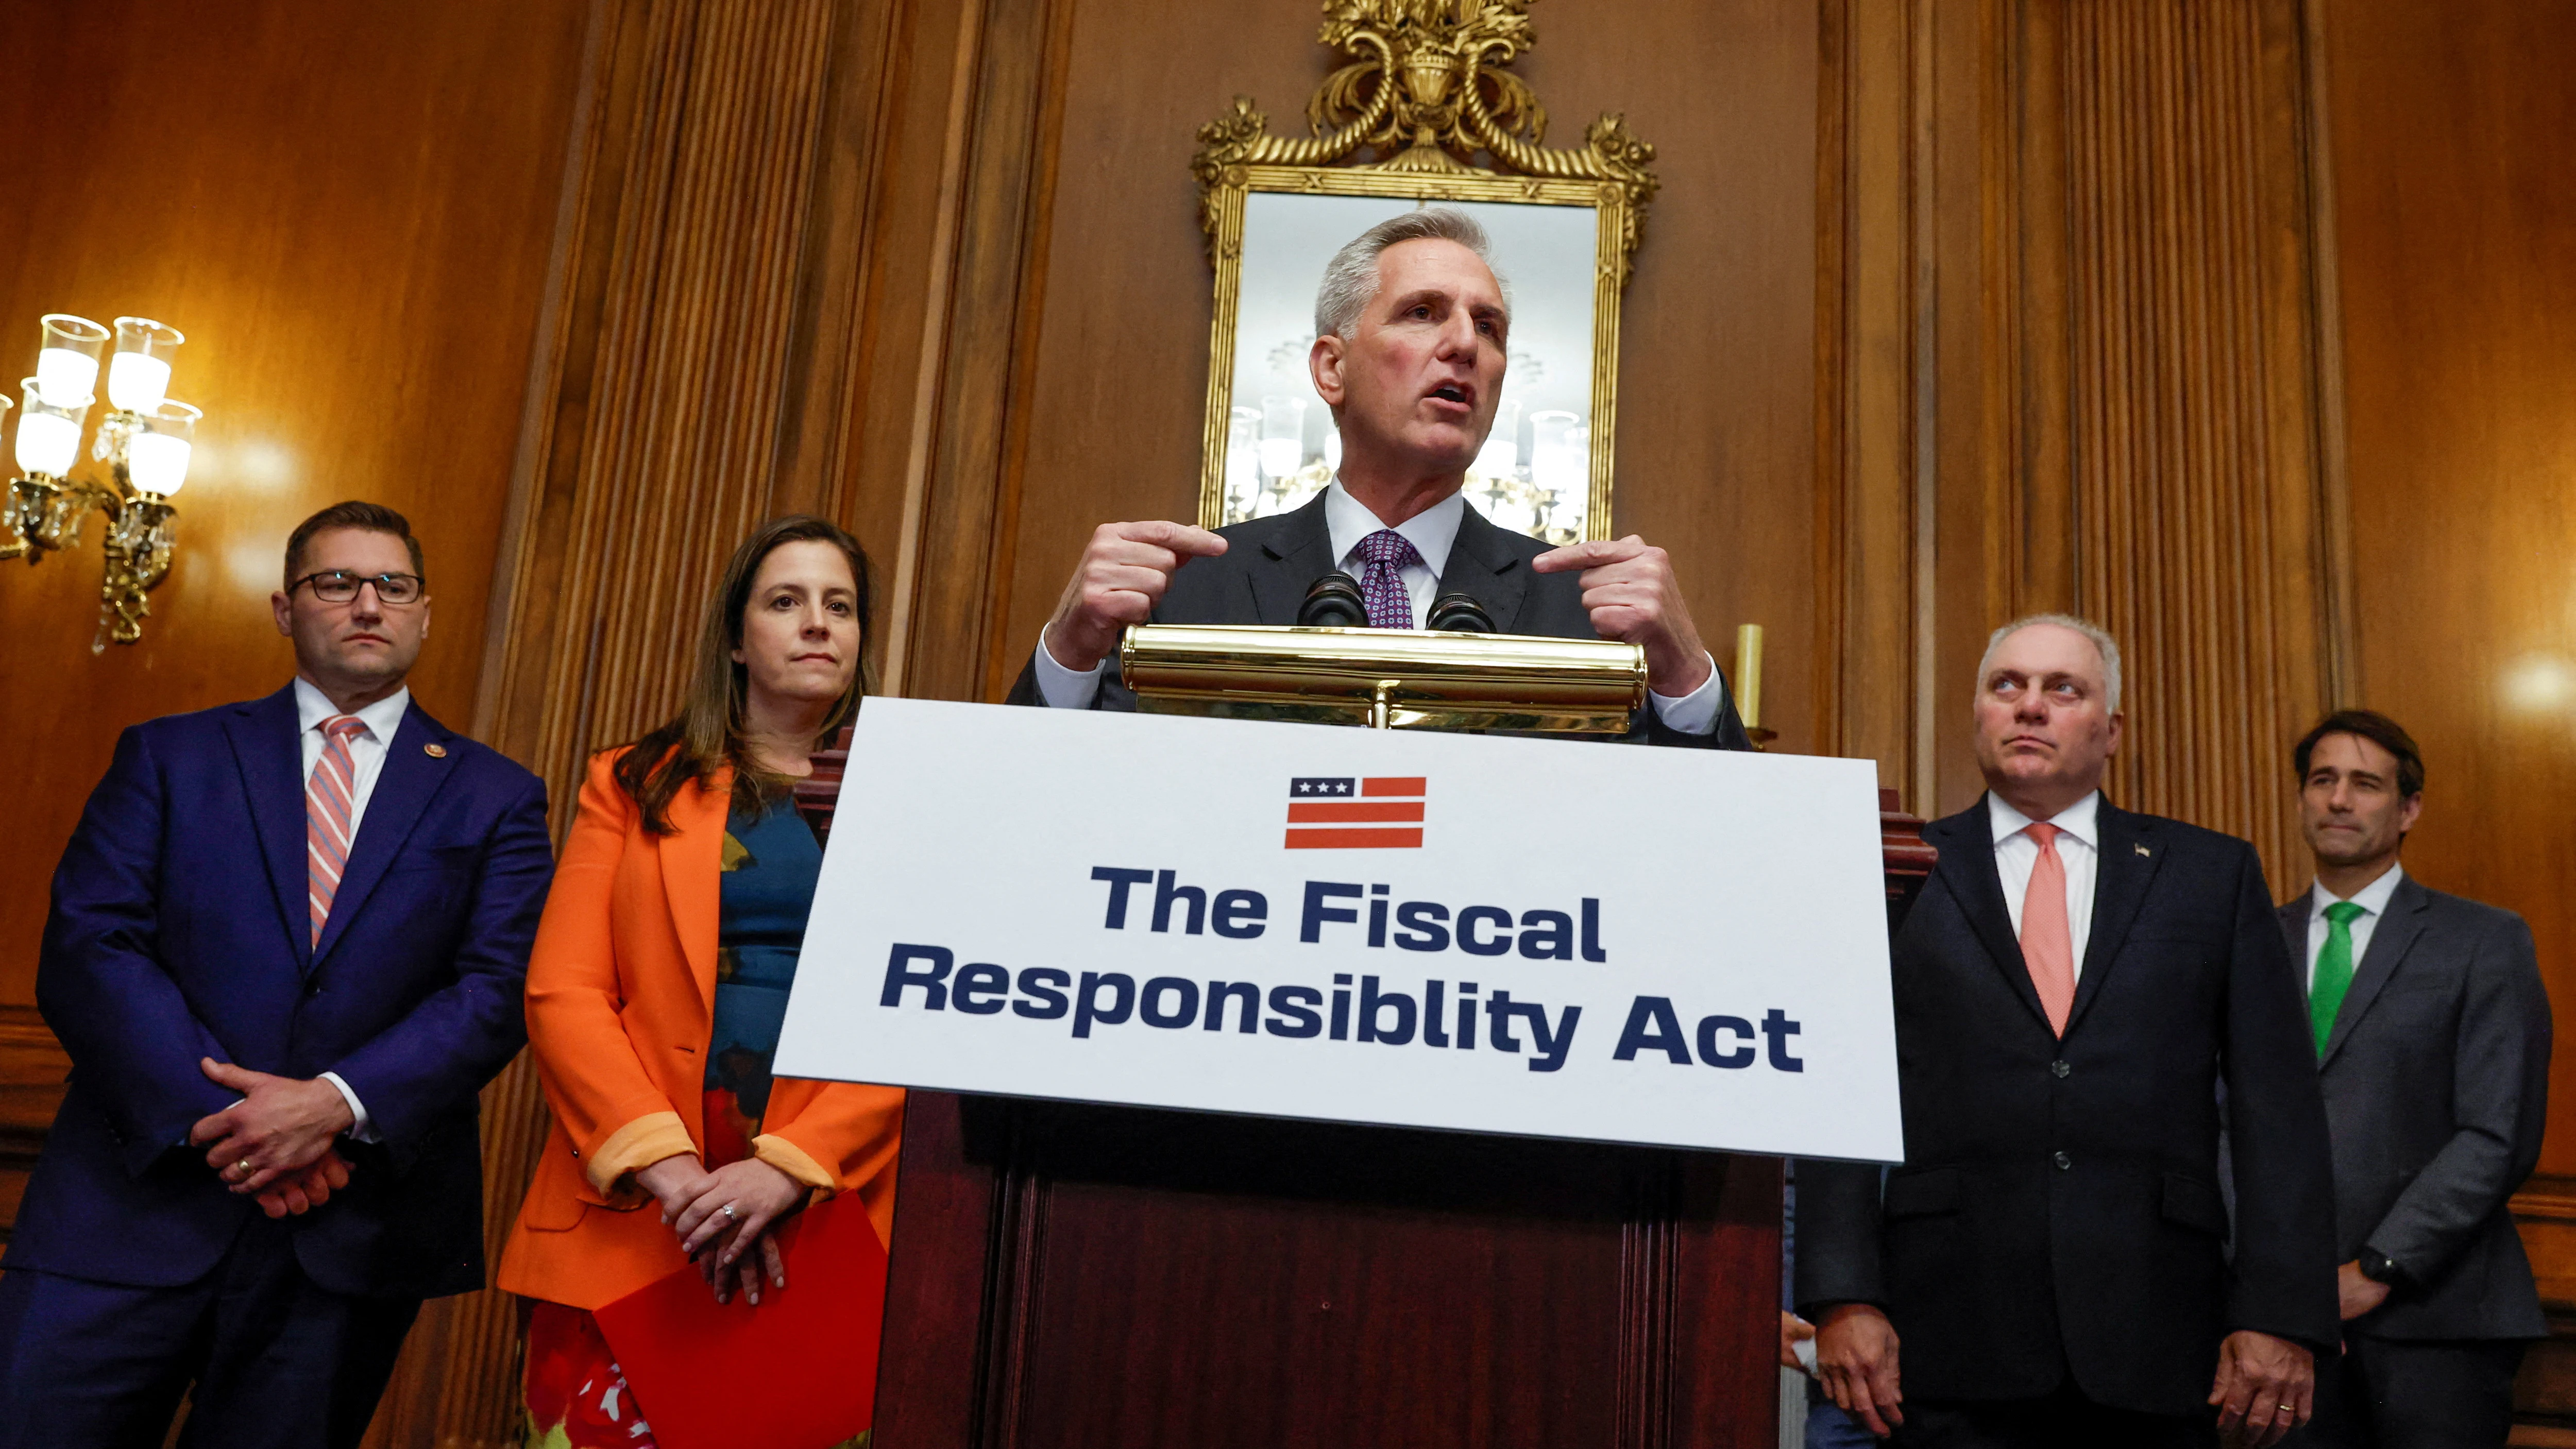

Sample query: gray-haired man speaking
[1005,207,1751,749]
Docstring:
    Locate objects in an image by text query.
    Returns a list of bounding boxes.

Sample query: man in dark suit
[1005,206,1750,750]
[1799,615,2340,1448]
[0,502,553,1448]
[2280,710,2548,1447]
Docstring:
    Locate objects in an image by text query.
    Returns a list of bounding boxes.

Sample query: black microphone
[1298,571,1369,627]
[1425,592,1495,633]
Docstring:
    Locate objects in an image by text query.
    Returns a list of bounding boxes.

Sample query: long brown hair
[614,515,874,834]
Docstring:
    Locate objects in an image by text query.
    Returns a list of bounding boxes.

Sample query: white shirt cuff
[1031,624,1108,710]
[320,1071,377,1143]
[1646,651,1727,736]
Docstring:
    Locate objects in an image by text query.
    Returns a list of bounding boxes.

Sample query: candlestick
[1735,623,1764,731]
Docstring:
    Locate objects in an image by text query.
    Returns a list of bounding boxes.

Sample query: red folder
[593,1196,888,1449]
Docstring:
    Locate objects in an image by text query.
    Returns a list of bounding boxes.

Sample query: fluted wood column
[2053,0,2344,890]
[1832,0,2351,889]
[375,3,848,1443]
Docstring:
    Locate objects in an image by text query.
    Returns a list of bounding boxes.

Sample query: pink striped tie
[307,715,368,948]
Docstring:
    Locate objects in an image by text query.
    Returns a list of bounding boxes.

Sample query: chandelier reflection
[0,313,200,650]
[1222,402,1591,546]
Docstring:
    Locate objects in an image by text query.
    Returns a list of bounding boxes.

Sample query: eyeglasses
[290,570,427,605]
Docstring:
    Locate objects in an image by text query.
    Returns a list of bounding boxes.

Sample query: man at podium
[1007,207,1753,752]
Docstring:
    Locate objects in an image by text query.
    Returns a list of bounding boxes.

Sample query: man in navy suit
[0,502,553,1447]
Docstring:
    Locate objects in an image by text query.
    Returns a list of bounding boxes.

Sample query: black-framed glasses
[291,570,428,605]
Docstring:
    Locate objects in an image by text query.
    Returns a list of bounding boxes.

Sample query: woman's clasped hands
[633,1153,809,1307]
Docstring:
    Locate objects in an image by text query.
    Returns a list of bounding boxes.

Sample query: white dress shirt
[2304,862,2405,987]
[1989,791,2103,978]
[292,676,412,1142]
[1032,480,1729,734]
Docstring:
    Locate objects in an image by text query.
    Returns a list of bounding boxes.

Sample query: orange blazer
[498,749,904,1310]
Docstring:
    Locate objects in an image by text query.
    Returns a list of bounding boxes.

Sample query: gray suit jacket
[2282,874,2551,1340]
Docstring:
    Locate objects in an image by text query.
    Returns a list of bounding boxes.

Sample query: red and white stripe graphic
[307,715,367,946]
[1284,775,1426,849]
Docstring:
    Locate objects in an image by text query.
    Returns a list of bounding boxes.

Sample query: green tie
[2310,900,2367,1058]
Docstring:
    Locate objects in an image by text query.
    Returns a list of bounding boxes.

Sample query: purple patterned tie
[1352,529,1421,629]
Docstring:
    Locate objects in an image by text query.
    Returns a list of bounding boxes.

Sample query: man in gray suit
[2285,709,2551,1447]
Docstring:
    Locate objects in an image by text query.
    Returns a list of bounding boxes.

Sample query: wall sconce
[1,313,199,650]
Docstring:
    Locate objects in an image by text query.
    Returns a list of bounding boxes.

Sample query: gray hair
[1313,207,1511,340]
[1976,613,2125,713]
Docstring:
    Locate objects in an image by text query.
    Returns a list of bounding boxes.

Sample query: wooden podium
[800,739,1931,1448]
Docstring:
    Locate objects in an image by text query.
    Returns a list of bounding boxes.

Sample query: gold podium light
[1119,624,1648,734]
[1,314,201,650]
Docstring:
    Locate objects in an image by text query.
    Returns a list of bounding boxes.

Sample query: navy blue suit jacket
[1797,797,2339,1416]
[5,685,552,1299]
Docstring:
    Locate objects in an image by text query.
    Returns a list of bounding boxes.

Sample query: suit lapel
[1926,804,2054,1033]
[2064,801,2163,1035]
[1442,503,1532,628]
[2320,874,2430,1067]
[312,704,457,969]
[224,685,314,969]
[2277,899,2310,984]
[659,771,729,1011]
[1247,493,1337,624]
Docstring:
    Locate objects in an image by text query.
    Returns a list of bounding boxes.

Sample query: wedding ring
[235,1158,252,1174]
[720,1202,738,1221]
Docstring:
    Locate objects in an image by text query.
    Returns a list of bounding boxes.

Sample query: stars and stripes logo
[1285,776,1426,849]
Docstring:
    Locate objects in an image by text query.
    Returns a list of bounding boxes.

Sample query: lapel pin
[425,743,448,758]
[2134,843,2150,857]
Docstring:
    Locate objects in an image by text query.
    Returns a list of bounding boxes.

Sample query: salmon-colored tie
[2020,822,2076,1035]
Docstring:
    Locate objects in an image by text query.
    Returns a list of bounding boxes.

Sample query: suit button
[2051,1060,2070,1078]
[308,982,325,997]
[2053,1151,2072,1170]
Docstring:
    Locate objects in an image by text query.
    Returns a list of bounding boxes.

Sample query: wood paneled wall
[2320,0,2576,1173]
[0,0,590,1007]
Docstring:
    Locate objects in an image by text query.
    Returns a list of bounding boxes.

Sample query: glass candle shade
[125,399,200,496]
[37,314,108,407]
[1473,399,1522,479]
[1530,410,1583,496]
[108,318,183,412]
[15,376,89,477]
[1225,405,1260,506]
[1259,395,1307,481]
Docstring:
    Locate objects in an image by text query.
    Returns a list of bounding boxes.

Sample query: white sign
[776,698,1903,1163]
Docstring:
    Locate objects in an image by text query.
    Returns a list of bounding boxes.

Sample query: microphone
[1425,592,1495,633]
[1298,571,1369,627]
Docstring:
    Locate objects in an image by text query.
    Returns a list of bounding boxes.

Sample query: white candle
[1735,623,1765,730]
[108,353,172,412]
[36,347,98,405]
[126,432,193,496]
[1258,439,1302,479]
[15,411,82,477]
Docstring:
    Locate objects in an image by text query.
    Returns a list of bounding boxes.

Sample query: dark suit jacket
[2281,875,2550,1341]
[1004,491,1753,750]
[1798,796,2340,1416]
[5,685,553,1299]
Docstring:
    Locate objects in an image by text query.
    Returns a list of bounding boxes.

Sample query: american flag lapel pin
[425,743,448,758]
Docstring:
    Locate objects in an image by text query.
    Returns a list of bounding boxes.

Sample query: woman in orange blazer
[499,516,900,1448]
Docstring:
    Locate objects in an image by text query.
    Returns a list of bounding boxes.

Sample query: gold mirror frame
[1190,0,1659,543]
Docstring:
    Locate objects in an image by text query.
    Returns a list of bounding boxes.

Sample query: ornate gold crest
[1189,0,1659,279]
